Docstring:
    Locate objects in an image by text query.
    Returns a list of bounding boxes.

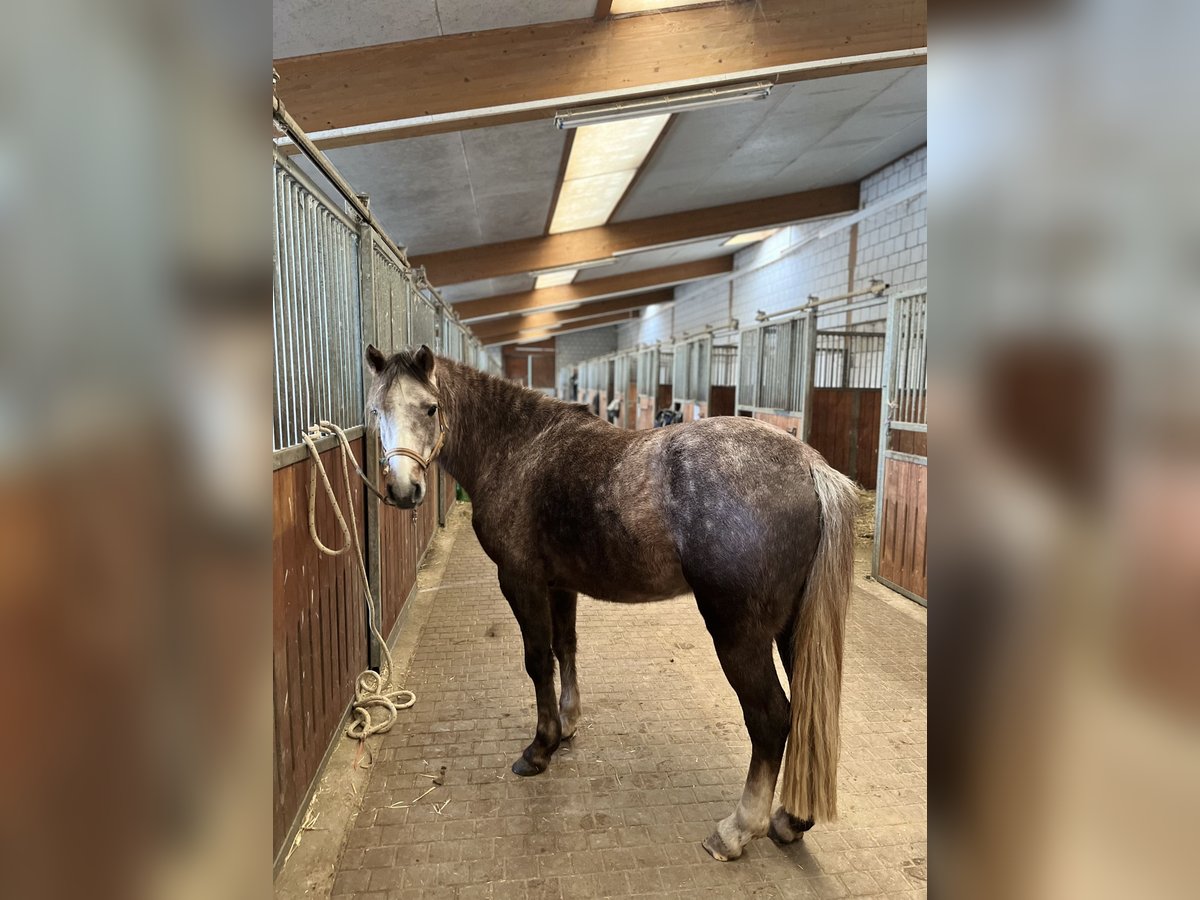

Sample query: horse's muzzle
[386,481,425,509]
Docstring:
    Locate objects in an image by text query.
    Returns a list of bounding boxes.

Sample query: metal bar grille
[658,350,674,387]
[371,240,411,353]
[813,325,886,388]
[758,322,794,410]
[788,318,809,415]
[670,336,712,403]
[410,290,439,349]
[890,292,928,426]
[735,313,814,416]
[711,345,737,387]
[672,346,688,400]
[635,348,657,396]
[273,158,362,452]
[738,330,760,408]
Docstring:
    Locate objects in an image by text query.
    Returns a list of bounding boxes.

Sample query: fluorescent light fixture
[549,114,669,234]
[528,257,616,278]
[723,228,779,247]
[534,270,578,289]
[554,81,772,130]
[611,0,715,13]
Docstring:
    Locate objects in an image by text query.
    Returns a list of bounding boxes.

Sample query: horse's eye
[427,404,438,417]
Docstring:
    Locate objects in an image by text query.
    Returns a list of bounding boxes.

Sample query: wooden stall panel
[624,383,637,429]
[415,493,437,565]
[751,410,802,436]
[636,395,655,430]
[273,442,369,855]
[708,385,736,417]
[807,388,882,488]
[877,456,928,601]
[378,489,440,641]
[378,501,417,638]
[888,428,928,457]
[655,384,673,414]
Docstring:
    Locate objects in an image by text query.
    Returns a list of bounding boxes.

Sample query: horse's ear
[415,344,436,379]
[365,343,387,375]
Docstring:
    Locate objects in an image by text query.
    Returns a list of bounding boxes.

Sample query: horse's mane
[382,348,597,428]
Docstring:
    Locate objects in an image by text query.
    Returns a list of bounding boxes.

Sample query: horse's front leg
[498,569,560,776]
[550,588,580,739]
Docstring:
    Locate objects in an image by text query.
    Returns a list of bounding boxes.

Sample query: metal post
[872,293,899,581]
[801,312,818,442]
[358,222,383,671]
[437,315,448,527]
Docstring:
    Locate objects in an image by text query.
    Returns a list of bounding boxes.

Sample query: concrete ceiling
[439,274,536,305]
[614,67,927,220]
[295,66,924,267]
[295,119,565,256]
[274,0,597,59]
[276,2,925,311]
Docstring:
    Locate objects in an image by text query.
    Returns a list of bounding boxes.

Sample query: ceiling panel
[436,1,595,36]
[295,119,564,256]
[440,274,536,304]
[279,47,925,298]
[275,0,596,59]
[614,67,926,221]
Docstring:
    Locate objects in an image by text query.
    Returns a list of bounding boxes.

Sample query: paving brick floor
[331,508,926,899]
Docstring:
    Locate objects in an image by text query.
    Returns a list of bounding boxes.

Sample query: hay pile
[854,488,876,543]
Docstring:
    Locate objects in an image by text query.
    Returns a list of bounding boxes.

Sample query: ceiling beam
[470,290,671,341]
[274,0,926,149]
[424,183,857,286]
[484,311,640,347]
[455,257,731,323]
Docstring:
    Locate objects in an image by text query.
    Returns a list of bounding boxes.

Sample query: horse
[364,344,858,862]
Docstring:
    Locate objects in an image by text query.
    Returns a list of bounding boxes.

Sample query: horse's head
[364,343,445,509]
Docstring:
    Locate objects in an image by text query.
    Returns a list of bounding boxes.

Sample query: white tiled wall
[555,327,619,370]
[855,146,927,296]
[610,146,927,350]
[617,302,673,349]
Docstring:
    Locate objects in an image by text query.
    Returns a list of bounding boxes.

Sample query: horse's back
[476,414,823,605]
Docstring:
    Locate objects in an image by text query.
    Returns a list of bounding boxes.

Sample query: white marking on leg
[707,761,776,859]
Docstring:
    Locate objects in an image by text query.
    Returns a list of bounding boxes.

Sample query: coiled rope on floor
[300,421,415,764]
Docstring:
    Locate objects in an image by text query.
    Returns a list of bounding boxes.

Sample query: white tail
[779,460,858,822]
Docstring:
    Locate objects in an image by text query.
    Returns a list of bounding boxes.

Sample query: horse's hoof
[768,809,814,845]
[511,755,547,777]
[702,831,740,862]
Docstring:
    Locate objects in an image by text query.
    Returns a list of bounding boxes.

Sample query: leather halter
[380,406,447,473]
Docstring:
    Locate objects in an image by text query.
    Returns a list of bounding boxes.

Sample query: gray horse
[365,344,858,861]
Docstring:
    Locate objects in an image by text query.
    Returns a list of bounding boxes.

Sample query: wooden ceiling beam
[470,290,671,340]
[425,182,857,286]
[483,311,640,347]
[274,0,926,149]
[455,257,730,322]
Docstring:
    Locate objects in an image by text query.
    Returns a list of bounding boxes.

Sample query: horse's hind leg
[550,588,581,739]
[498,569,560,776]
[699,610,790,861]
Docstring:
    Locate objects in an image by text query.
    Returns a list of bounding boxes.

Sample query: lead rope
[300,421,415,767]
